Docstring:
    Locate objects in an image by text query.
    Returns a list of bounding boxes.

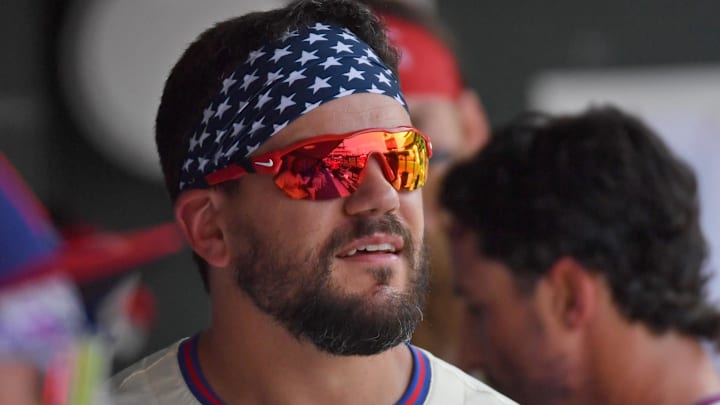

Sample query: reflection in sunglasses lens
[275,130,428,200]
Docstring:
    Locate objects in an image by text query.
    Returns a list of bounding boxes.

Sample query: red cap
[381,14,463,100]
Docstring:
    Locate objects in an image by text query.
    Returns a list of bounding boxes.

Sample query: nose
[343,157,399,217]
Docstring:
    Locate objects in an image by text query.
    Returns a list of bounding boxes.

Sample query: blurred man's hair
[441,105,720,345]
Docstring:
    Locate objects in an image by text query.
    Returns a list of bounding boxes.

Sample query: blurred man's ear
[545,257,599,330]
[457,88,490,155]
[174,190,231,270]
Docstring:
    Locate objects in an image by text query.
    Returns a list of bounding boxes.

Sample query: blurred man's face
[449,225,577,405]
[407,97,464,233]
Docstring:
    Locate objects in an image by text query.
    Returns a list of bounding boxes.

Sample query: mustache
[325,215,415,258]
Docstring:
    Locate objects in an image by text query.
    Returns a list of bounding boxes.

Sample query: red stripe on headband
[381,14,462,100]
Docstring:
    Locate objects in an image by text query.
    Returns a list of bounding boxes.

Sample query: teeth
[345,243,396,257]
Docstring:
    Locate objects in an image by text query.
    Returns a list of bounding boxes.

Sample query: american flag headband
[178,22,408,191]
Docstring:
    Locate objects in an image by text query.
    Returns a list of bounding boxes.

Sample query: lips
[337,234,404,258]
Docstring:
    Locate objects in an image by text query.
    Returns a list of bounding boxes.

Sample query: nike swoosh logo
[254,159,274,167]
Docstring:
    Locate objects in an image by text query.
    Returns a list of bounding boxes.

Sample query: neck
[197,288,413,405]
[588,321,720,405]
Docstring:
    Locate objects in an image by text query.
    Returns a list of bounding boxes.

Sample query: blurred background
[1,0,718,371]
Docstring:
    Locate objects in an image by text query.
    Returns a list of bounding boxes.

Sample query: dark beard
[233,214,429,355]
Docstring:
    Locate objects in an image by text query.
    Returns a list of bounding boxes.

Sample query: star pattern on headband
[179,23,406,191]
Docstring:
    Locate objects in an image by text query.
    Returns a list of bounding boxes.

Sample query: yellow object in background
[43,336,110,405]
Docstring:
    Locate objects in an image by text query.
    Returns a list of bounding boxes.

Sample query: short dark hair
[441,105,720,344]
[155,0,399,290]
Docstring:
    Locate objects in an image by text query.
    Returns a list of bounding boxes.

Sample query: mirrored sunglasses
[205,126,432,200]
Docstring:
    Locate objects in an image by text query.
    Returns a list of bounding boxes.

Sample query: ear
[174,189,232,269]
[457,88,490,154]
[545,257,598,329]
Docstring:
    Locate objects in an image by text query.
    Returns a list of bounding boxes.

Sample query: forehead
[256,93,411,154]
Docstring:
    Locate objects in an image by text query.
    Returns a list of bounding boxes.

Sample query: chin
[368,284,405,301]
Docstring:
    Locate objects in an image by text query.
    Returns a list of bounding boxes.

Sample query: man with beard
[110,1,515,404]
[441,106,720,405]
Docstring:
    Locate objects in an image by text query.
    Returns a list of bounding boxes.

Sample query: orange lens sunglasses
[205,126,432,200]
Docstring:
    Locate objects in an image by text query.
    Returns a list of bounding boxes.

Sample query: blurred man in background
[361,0,490,362]
[441,106,720,404]
[0,152,184,405]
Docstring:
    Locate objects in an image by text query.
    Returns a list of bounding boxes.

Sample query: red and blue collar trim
[396,344,432,405]
[178,335,225,405]
[177,335,432,405]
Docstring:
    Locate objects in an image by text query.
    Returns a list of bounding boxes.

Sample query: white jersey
[110,336,516,405]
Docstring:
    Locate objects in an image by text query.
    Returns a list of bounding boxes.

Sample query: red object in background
[0,152,186,289]
[123,284,157,329]
[58,223,185,286]
[380,14,463,100]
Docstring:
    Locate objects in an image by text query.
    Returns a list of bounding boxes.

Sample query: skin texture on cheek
[397,190,424,247]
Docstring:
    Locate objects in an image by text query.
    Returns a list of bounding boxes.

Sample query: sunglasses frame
[204,126,432,194]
